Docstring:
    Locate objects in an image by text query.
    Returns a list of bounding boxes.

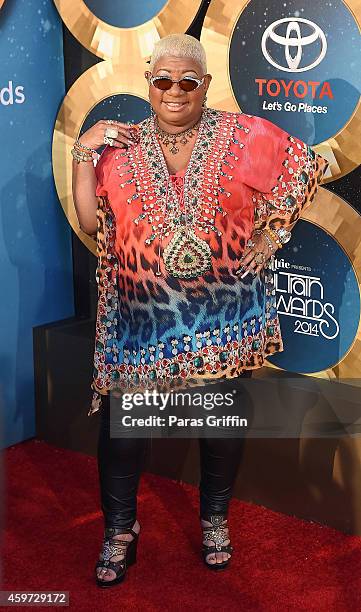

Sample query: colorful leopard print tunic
[88,108,327,415]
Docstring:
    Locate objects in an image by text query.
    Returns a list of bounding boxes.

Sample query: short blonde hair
[149,33,207,74]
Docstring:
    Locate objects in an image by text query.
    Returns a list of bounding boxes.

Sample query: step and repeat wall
[0,0,74,448]
[53,0,361,382]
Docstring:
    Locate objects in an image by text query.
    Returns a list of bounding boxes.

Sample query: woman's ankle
[104,519,140,533]
[200,513,228,522]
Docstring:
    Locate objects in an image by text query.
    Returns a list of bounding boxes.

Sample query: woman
[72,34,327,586]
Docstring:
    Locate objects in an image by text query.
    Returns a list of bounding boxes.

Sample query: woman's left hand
[235,231,278,278]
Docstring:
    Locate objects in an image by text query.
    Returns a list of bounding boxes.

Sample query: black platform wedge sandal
[95,524,139,588]
[201,514,233,571]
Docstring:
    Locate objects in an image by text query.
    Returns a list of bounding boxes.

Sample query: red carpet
[2,439,361,611]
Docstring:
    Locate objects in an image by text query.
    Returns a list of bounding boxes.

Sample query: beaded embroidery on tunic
[88,109,327,415]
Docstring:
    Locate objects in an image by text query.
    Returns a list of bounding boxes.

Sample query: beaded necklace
[133,108,227,279]
[154,115,202,154]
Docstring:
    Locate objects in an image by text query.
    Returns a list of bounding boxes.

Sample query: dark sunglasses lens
[179,79,199,91]
[153,78,173,90]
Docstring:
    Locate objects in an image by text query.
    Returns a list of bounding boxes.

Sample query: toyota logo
[261,18,327,73]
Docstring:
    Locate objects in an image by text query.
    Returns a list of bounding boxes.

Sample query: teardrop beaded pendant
[163,228,212,279]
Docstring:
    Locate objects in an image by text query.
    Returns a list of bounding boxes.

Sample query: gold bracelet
[73,139,97,156]
[71,147,94,163]
[253,229,278,252]
[263,227,282,248]
[260,231,277,253]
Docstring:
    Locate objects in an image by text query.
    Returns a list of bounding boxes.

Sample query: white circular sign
[261,17,328,73]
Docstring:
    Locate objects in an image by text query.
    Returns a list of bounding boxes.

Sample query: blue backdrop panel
[84,0,167,28]
[0,0,74,448]
[229,0,361,144]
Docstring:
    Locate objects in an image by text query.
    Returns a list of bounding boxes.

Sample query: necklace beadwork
[155,116,201,154]
[162,227,212,279]
[123,108,242,279]
[152,109,223,279]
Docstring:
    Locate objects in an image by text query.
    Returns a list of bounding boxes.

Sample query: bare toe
[206,552,217,564]
[97,567,116,582]
[96,520,140,583]
[201,517,232,567]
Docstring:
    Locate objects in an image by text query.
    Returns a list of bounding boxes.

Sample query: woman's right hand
[78,120,137,151]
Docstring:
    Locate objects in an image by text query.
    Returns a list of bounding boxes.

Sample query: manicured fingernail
[240,270,250,279]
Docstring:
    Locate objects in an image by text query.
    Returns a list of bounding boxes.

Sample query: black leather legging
[97,373,251,529]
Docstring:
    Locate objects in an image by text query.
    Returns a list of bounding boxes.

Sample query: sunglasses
[147,74,205,92]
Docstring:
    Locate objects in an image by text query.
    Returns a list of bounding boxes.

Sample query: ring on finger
[104,135,115,146]
[254,252,266,265]
[105,127,119,139]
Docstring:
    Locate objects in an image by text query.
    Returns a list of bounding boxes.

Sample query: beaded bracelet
[74,139,97,156]
[262,231,277,253]
[263,227,283,248]
[253,229,279,253]
[71,147,94,163]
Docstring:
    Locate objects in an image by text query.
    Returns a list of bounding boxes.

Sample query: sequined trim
[89,314,281,401]
[254,137,318,226]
